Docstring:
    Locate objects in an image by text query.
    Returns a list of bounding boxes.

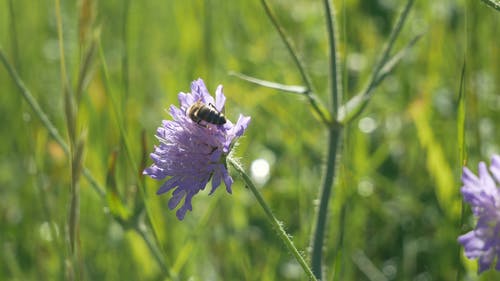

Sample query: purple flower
[458,154,500,273]
[144,78,251,220]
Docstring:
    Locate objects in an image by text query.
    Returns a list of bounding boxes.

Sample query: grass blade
[457,61,467,165]
[455,59,467,281]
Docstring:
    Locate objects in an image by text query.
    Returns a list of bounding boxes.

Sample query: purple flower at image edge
[144,78,251,220]
[458,154,500,273]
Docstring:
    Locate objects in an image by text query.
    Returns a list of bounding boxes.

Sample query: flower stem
[323,0,342,116]
[228,158,318,281]
[310,127,342,279]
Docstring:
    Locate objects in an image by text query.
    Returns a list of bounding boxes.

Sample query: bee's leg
[196,120,208,128]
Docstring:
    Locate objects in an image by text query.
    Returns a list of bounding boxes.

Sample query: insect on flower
[143,78,251,220]
[187,100,227,125]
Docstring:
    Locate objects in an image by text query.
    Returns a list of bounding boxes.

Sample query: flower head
[458,154,500,273]
[144,78,251,220]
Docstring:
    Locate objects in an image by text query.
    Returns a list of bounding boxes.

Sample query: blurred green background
[1,0,499,280]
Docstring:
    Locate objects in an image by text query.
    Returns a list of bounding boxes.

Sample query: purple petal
[215,85,226,111]
[191,78,215,105]
[176,207,187,220]
[462,167,480,188]
[178,92,193,109]
[231,115,251,137]
[222,168,233,194]
[168,188,185,209]
[478,250,495,273]
[210,169,222,195]
[157,177,179,194]
[458,231,485,258]
[490,155,500,183]
[478,162,496,192]
[176,192,194,220]
[144,166,167,180]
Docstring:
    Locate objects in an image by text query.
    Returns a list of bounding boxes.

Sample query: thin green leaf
[340,0,415,124]
[260,0,315,92]
[480,0,500,11]
[455,59,467,281]
[371,0,415,78]
[373,33,423,87]
[457,60,467,166]
[337,94,367,124]
[230,71,332,125]
[340,33,423,124]
[229,71,308,94]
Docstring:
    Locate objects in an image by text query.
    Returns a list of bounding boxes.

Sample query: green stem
[323,0,342,116]
[310,127,342,279]
[228,158,318,281]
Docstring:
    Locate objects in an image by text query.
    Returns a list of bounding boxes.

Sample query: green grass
[1,0,499,280]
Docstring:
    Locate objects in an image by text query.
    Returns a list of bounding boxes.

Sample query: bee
[187,100,227,125]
